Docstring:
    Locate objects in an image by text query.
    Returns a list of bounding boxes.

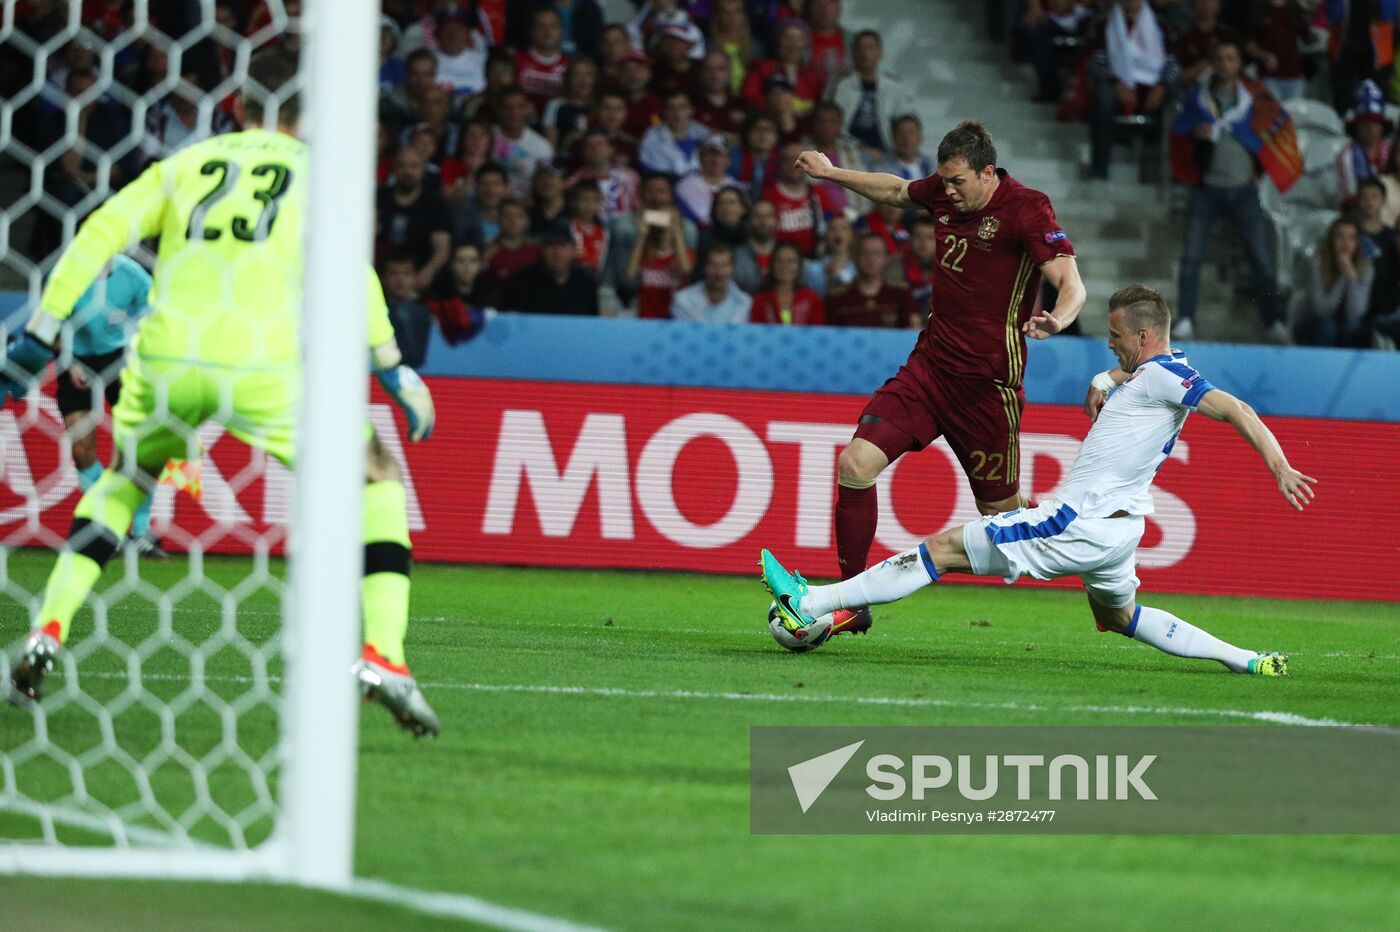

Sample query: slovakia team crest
[978,216,1000,240]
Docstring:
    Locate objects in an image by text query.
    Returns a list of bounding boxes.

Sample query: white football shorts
[962,499,1145,608]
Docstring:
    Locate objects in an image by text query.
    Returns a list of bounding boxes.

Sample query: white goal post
[0,0,377,888]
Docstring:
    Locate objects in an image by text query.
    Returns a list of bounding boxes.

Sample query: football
[767,601,835,652]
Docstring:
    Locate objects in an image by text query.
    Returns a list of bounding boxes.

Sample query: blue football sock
[77,461,103,492]
[129,492,153,538]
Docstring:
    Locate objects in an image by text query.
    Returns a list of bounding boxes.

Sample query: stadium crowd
[2,0,1398,352]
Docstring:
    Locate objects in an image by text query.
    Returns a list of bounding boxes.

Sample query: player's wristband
[1091,371,1116,394]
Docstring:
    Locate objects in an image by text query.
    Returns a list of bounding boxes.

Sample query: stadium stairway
[841,0,1256,341]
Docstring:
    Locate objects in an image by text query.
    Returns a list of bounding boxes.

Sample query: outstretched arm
[794,150,915,208]
[1196,389,1316,511]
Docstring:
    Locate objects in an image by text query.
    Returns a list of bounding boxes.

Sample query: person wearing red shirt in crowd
[617,50,665,142]
[902,214,937,320]
[764,140,828,256]
[569,128,642,222]
[597,23,633,92]
[482,199,541,302]
[627,207,694,318]
[730,111,782,199]
[824,234,918,328]
[650,23,702,99]
[567,180,610,275]
[859,201,909,254]
[806,0,847,86]
[1244,0,1310,102]
[690,50,745,140]
[477,0,507,45]
[751,241,826,324]
[517,7,570,116]
[795,120,1085,636]
[741,19,823,112]
[763,74,811,144]
[440,118,494,208]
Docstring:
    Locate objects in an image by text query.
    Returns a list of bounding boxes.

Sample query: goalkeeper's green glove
[376,365,435,441]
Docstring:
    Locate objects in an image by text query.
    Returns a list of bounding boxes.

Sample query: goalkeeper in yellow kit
[4,57,442,737]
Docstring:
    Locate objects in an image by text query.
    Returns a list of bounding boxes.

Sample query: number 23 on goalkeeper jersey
[35,128,396,367]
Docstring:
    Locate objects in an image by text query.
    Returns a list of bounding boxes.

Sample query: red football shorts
[852,350,1024,503]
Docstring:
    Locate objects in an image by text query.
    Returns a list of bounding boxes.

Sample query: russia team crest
[978,216,1000,240]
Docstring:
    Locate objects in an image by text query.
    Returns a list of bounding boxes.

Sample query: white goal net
[0,0,374,884]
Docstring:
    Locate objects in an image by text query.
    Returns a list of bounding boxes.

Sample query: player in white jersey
[761,284,1316,676]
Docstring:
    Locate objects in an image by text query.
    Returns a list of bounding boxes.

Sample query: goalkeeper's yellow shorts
[111,354,299,470]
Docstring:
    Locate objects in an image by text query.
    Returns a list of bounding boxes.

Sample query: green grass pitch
[2,551,1399,930]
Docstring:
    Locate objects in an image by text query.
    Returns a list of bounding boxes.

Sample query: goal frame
[0,0,377,889]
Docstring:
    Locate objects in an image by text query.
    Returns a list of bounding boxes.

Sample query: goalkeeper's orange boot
[8,624,61,706]
[829,607,872,636]
[353,647,441,738]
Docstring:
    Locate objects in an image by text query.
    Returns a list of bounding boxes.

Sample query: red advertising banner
[2,377,1396,602]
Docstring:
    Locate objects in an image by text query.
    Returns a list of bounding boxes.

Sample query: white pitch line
[72,670,1377,728]
[349,876,608,932]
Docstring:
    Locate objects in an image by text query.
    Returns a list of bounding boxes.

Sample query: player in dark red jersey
[794,120,1086,635]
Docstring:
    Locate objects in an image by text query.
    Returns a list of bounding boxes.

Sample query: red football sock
[834,484,878,580]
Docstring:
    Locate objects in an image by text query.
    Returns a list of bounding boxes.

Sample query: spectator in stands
[483,199,542,300]
[1244,0,1310,102]
[650,22,703,98]
[875,114,936,181]
[742,19,822,113]
[804,101,870,218]
[1324,0,1397,115]
[598,24,633,91]
[381,48,438,134]
[377,146,453,294]
[605,173,700,300]
[548,0,605,58]
[141,70,235,163]
[394,0,495,54]
[567,180,610,275]
[677,133,738,225]
[1353,177,1396,260]
[1366,223,1400,334]
[412,84,460,164]
[640,91,711,176]
[628,0,692,52]
[1379,147,1400,227]
[461,49,516,124]
[858,200,909,255]
[825,233,919,328]
[492,87,555,198]
[734,198,779,293]
[380,254,435,369]
[763,73,810,143]
[501,229,600,315]
[1087,0,1178,180]
[441,117,493,208]
[825,30,916,159]
[618,50,665,142]
[1172,40,1286,342]
[403,124,445,180]
[1337,80,1394,207]
[1174,0,1240,87]
[751,241,826,324]
[731,111,782,197]
[433,8,488,98]
[380,17,407,91]
[764,139,827,256]
[528,163,569,235]
[517,7,570,116]
[570,128,642,222]
[802,214,858,294]
[452,161,509,247]
[589,90,642,165]
[626,205,694,318]
[806,0,848,86]
[433,243,493,307]
[708,0,761,94]
[671,243,754,322]
[1024,0,1095,104]
[690,50,746,139]
[902,214,938,316]
[541,57,599,151]
[697,185,751,268]
[1294,218,1375,347]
